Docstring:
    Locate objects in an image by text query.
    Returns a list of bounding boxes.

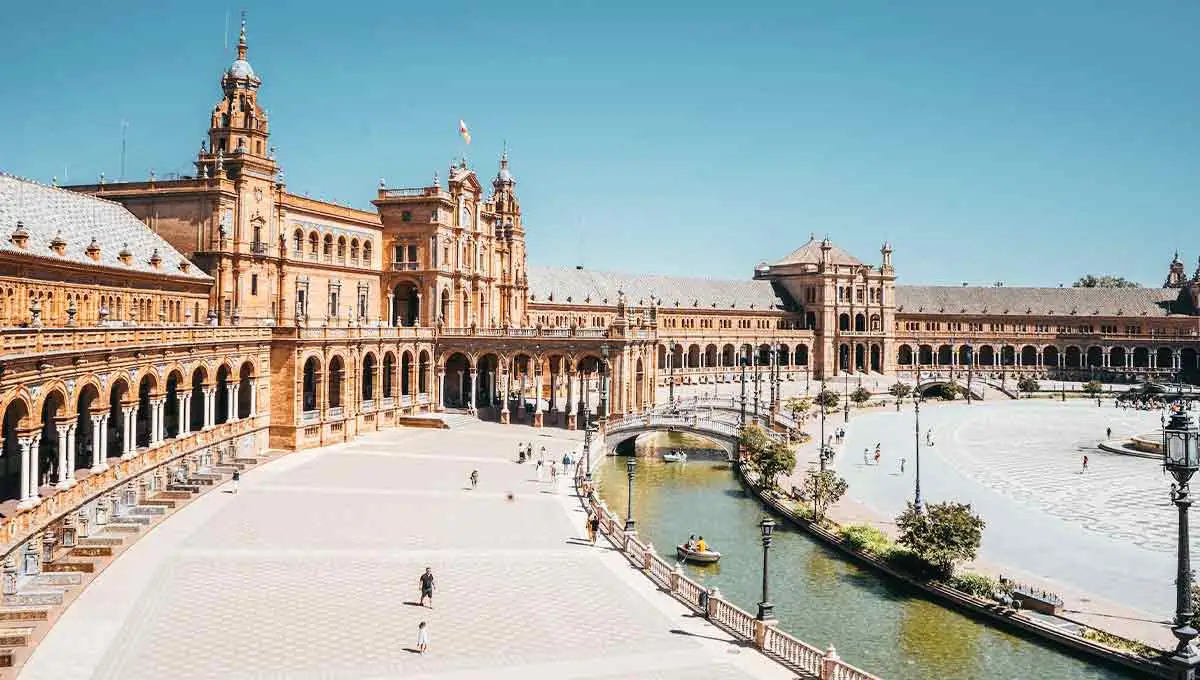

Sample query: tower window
[251,274,259,295]
[402,211,412,222]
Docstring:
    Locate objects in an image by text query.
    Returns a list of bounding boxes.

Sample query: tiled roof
[772,237,863,267]
[0,174,210,280]
[527,266,782,310]
[895,285,1180,317]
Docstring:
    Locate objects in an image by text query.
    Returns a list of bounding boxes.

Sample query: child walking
[416,621,429,654]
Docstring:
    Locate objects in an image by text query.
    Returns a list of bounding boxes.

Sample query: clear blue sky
[3,1,1199,287]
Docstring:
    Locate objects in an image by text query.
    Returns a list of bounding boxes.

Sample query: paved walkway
[20,422,792,680]
[787,399,1179,648]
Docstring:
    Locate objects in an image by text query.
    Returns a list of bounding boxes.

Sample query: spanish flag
[459,120,471,145]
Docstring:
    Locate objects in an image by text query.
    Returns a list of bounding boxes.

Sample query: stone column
[227,384,240,422]
[437,370,447,410]
[154,399,166,444]
[121,407,136,459]
[204,388,216,429]
[549,369,558,414]
[518,373,527,420]
[248,378,258,417]
[55,424,70,488]
[91,414,108,471]
[387,294,394,326]
[533,363,544,428]
[178,394,190,435]
[17,436,37,509]
[499,371,510,424]
[468,368,477,412]
[64,425,77,485]
[566,370,577,430]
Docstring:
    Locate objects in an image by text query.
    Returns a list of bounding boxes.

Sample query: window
[407,245,416,264]
[363,242,372,264]
[402,211,412,222]
[251,274,258,296]
[329,291,339,317]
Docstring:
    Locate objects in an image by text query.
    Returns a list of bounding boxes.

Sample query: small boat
[677,544,721,564]
[662,450,687,462]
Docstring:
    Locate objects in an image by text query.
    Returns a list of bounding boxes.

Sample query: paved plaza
[829,399,1181,638]
[20,423,791,680]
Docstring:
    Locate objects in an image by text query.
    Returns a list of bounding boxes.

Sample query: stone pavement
[794,399,1180,648]
[19,421,793,680]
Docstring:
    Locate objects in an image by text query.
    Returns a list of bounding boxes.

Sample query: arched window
[362,242,373,264]
[293,229,303,253]
[323,234,333,256]
[308,232,319,254]
[350,239,360,261]
[336,236,346,258]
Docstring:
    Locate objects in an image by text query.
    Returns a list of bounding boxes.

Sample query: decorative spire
[237,10,248,61]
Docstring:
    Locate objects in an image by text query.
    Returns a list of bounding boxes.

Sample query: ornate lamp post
[913,387,924,513]
[1164,403,1200,679]
[965,345,974,405]
[757,516,776,621]
[624,455,637,532]
[843,367,850,422]
[819,381,828,472]
[753,343,762,423]
[769,342,777,412]
[599,343,610,420]
[739,350,748,427]
[582,413,595,482]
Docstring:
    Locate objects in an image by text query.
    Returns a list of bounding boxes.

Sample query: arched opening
[302,357,321,412]
[937,345,953,366]
[687,345,700,369]
[1065,346,1082,368]
[795,345,809,366]
[1110,347,1127,369]
[758,344,771,366]
[870,344,882,372]
[445,353,471,408]
[1,399,30,501]
[38,391,66,488]
[382,352,396,398]
[362,354,377,403]
[418,351,430,394]
[1000,346,1016,366]
[978,345,995,366]
[75,384,100,470]
[778,344,790,366]
[1043,346,1060,369]
[308,232,319,254]
[704,344,718,368]
[190,367,207,431]
[108,379,129,457]
[165,372,182,438]
[854,313,865,332]
[1086,346,1103,368]
[401,352,413,396]
[215,364,231,424]
[918,345,933,366]
[439,289,451,324]
[136,374,155,447]
[237,362,254,419]
[1132,347,1150,369]
[392,282,420,327]
[657,344,667,370]
[839,314,850,331]
[671,344,684,371]
[1183,348,1199,373]
[839,343,850,372]
[328,356,345,408]
[855,343,865,371]
[869,314,881,332]
[898,345,914,366]
[722,344,736,367]
[635,358,645,411]
[1157,347,1174,371]
[1020,346,1038,367]
[476,353,499,408]
[957,345,972,366]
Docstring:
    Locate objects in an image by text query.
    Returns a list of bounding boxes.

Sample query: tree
[850,387,871,408]
[1073,274,1140,289]
[738,422,772,460]
[896,501,986,577]
[803,469,848,521]
[889,382,913,400]
[1082,380,1104,398]
[814,389,839,411]
[1017,376,1040,396]
[752,440,797,490]
[783,396,812,420]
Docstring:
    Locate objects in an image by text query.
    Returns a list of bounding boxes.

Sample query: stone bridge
[604,412,785,457]
[914,378,987,400]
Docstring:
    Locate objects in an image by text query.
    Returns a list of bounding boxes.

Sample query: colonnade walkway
[20,422,791,679]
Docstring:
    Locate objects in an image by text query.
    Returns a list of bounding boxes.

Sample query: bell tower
[195,12,275,180]
[490,147,528,326]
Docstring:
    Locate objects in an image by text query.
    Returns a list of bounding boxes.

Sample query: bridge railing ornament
[581,492,881,679]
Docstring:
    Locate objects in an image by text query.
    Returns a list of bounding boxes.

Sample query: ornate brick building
[1,16,1198,530]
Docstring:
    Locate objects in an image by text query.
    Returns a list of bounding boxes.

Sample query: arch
[38,388,67,489]
[957,345,973,366]
[855,343,866,371]
[937,344,953,366]
[1132,347,1150,369]
[336,235,347,258]
[722,344,736,367]
[362,352,377,402]
[75,382,100,470]
[136,373,155,447]
[1021,345,1038,367]
[778,343,790,366]
[1183,347,1199,373]
[918,345,933,366]
[439,288,451,324]
[704,344,718,368]
[1000,346,1016,366]
[444,352,471,408]
[350,238,360,260]
[657,344,667,370]
[215,364,232,424]
[401,351,413,396]
[839,343,850,372]
[1086,346,1104,368]
[1110,346,1127,369]
[854,313,865,332]
[1157,347,1174,371]
[687,344,700,369]
[293,228,304,253]
[1042,346,1060,369]
[870,344,882,372]
[795,344,809,367]
[475,353,500,408]
[635,358,645,411]
[1065,346,1082,369]
[897,344,914,366]
[869,314,881,332]
[839,314,850,332]
[1,397,31,501]
[308,231,319,254]
[328,355,345,408]
[382,352,396,398]
[392,282,420,327]
[107,377,131,458]
[978,345,995,366]
[323,233,334,256]
[237,361,254,419]
[302,356,321,412]
[362,241,373,265]
[418,351,430,393]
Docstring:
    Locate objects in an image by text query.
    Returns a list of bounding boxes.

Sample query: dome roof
[228,59,256,79]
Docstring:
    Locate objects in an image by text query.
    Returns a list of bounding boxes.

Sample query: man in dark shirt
[419,567,436,608]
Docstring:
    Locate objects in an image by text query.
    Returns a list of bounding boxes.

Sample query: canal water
[593,433,1137,680]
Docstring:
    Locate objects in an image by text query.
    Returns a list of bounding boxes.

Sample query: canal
[593,434,1138,680]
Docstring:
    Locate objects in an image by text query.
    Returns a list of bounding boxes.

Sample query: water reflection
[594,435,1137,680]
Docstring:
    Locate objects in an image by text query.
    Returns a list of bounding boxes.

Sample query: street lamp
[599,343,610,420]
[913,388,924,513]
[625,455,637,532]
[667,339,675,405]
[753,343,762,423]
[583,412,595,482]
[757,516,776,621]
[819,381,827,472]
[739,352,748,427]
[1164,403,1200,679]
[843,367,850,422]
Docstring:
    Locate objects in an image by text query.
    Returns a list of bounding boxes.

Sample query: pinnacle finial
[237,9,248,59]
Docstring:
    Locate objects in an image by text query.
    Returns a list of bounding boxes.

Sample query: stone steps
[156,490,194,500]
[31,572,82,587]
[190,474,221,483]
[110,515,152,525]
[140,499,177,508]
[77,537,124,547]
[212,465,243,474]
[0,626,37,648]
[66,546,112,558]
[128,506,166,516]
[0,609,47,624]
[3,591,63,607]
[42,562,94,574]
[102,524,143,534]
[234,457,259,466]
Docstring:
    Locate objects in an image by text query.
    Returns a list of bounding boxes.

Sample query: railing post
[821,644,839,680]
[706,586,721,619]
[643,541,654,570]
[754,617,774,650]
[670,564,681,592]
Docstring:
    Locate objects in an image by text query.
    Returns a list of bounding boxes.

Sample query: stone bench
[0,609,48,624]
[31,573,82,587]
[67,546,112,558]
[2,591,64,608]
[140,499,177,508]
[42,562,94,574]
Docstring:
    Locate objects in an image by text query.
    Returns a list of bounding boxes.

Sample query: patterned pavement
[833,400,1182,621]
[20,422,791,680]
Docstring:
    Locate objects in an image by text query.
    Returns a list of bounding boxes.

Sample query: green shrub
[839,524,894,556]
[1080,628,1157,658]
[947,573,999,600]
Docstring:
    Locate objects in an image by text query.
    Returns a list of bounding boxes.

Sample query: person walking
[550,462,558,482]
[418,567,436,608]
[1106,427,1112,440]
[416,621,430,654]
[589,512,600,545]
[1081,454,1089,474]
[535,457,544,481]
[900,458,906,473]
[231,469,240,494]
[863,448,870,465]
[469,469,478,490]
[874,449,881,465]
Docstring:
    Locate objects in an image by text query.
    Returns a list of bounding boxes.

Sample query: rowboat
[676,544,721,564]
[662,450,687,462]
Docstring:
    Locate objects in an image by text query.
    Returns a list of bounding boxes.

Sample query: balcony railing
[1,325,272,358]
[417,393,429,404]
[301,409,320,424]
[380,397,395,409]
[401,395,413,407]
[380,187,429,197]
[327,406,344,419]
[361,399,375,411]
[250,241,268,255]
[391,262,420,271]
